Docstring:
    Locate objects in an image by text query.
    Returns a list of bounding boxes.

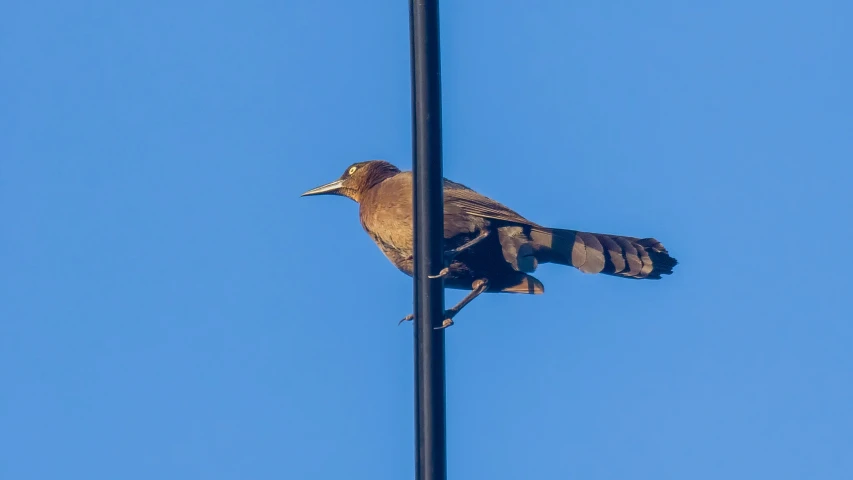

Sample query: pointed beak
[301,179,344,197]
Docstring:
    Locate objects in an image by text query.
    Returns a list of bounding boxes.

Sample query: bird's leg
[446,229,490,258]
[435,278,489,330]
[398,278,490,329]
[428,229,490,279]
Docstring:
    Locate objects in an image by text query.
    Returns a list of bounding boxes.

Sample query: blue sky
[2,1,851,479]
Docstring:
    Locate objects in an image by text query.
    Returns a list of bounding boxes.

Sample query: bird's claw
[428,267,450,279]
[397,313,455,329]
[434,318,454,330]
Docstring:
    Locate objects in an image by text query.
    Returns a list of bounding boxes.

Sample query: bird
[301,160,678,328]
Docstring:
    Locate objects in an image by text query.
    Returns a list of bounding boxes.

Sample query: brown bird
[302,160,677,328]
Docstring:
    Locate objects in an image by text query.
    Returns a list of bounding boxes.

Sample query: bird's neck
[351,166,400,203]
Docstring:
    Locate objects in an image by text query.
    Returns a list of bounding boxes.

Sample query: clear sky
[2,1,851,479]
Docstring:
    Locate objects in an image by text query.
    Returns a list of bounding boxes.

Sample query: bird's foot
[399,278,487,329]
[434,318,454,330]
[428,267,450,279]
[434,307,460,330]
[397,311,457,329]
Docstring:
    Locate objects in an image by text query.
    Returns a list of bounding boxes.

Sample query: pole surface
[408,1,447,479]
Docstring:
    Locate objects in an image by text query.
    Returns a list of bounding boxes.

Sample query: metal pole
[409,0,446,479]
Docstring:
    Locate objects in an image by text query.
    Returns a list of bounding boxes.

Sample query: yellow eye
[348,166,357,175]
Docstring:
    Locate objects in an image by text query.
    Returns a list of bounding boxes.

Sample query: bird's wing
[442,180,678,280]
[443,180,535,226]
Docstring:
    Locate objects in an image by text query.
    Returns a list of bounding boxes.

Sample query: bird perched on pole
[302,160,678,328]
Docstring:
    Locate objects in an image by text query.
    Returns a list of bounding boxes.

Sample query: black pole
[409,1,446,479]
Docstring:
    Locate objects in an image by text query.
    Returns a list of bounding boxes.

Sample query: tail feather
[530,227,677,279]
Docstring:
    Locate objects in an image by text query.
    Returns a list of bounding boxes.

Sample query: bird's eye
[348,166,357,175]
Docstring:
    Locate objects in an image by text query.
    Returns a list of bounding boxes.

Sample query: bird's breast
[359,188,415,275]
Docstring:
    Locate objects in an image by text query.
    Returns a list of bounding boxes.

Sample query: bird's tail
[530,227,678,279]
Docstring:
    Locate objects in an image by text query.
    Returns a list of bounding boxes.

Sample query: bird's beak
[301,179,344,197]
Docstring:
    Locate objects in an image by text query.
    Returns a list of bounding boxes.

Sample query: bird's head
[301,160,401,203]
